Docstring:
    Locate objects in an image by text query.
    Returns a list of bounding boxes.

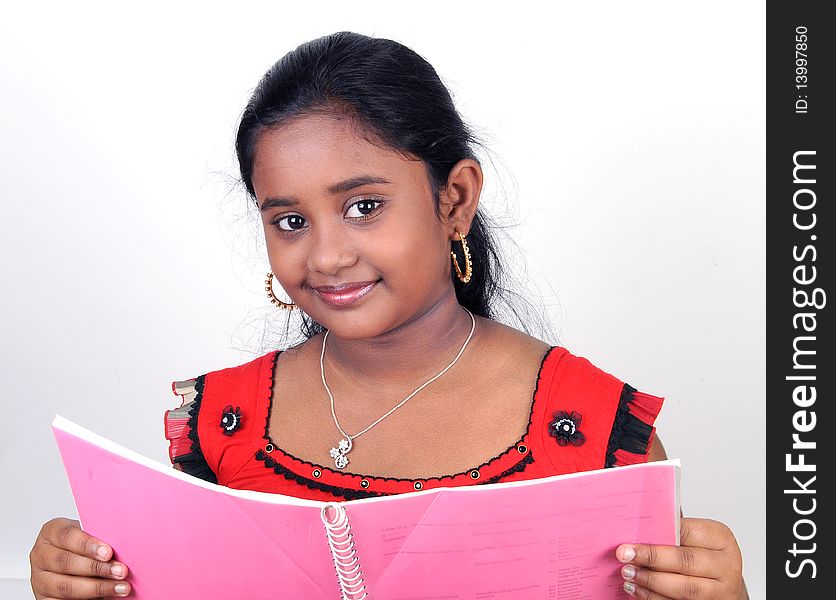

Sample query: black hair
[235,32,553,345]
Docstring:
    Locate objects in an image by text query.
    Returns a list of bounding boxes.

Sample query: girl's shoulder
[480,319,665,471]
[164,350,278,483]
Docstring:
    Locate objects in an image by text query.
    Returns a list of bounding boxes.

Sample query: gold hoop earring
[451,229,473,284]
[265,271,297,310]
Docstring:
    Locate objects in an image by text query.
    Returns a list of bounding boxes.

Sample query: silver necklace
[322,308,476,470]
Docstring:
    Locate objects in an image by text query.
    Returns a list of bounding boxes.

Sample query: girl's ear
[439,158,483,238]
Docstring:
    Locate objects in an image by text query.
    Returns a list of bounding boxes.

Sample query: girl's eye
[273,214,306,231]
[269,199,382,233]
[345,199,382,219]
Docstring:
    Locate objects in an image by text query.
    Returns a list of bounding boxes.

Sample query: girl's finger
[623,580,675,599]
[36,570,131,599]
[41,545,127,580]
[622,564,720,599]
[44,519,113,561]
[616,543,720,578]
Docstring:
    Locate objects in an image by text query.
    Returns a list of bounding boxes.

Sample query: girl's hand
[616,517,748,600]
[30,517,132,599]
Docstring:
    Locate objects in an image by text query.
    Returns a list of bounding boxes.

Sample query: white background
[0,1,765,597]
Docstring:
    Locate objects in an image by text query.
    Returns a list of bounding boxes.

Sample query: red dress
[165,346,663,501]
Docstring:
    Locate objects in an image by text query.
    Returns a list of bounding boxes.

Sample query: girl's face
[251,113,459,340]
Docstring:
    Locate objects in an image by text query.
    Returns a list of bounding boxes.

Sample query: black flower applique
[549,410,585,446]
[220,405,242,436]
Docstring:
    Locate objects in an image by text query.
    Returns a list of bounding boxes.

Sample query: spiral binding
[321,504,368,600]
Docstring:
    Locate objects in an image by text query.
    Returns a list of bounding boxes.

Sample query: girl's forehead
[251,114,428,200]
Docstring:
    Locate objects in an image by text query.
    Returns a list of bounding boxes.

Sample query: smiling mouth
[312,280,380,308]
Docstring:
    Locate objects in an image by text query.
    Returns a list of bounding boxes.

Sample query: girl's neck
[320,294,478,390]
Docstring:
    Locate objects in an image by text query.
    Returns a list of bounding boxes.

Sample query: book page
[342,464,679,599]
[53,416,339,599]
[53,416,679,600]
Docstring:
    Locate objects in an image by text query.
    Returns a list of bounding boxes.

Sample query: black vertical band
[767,4,831,595]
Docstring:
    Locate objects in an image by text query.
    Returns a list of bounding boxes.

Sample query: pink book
[52,415,680,599]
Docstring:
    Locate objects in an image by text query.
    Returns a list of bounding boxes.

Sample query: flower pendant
[329,437,352,469]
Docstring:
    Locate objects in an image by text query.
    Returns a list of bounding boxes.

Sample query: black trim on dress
[256,450,384,501]
[173,375,218,484]
[604,383,655,468]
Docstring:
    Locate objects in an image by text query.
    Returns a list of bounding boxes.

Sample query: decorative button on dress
[164,346,664,501]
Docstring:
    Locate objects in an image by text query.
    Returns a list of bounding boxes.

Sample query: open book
[53,415,680,599]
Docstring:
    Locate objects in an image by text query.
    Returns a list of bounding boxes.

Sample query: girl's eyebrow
[260,197,298,211]
[260,176,392,212]
[327,175,392,194]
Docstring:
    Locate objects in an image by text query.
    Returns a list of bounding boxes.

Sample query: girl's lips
[313,280,379,308]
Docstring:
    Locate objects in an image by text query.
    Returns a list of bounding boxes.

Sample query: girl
[30,32,747,599]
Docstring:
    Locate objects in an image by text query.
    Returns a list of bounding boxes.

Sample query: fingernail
[622,564,636,580]
[111,564,125,577]
[624,581,636,596]
[618,545,636,562]
[96,545,109,559]
[114,583,129,595]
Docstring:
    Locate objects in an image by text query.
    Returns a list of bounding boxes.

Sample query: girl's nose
[306,223,358,276]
